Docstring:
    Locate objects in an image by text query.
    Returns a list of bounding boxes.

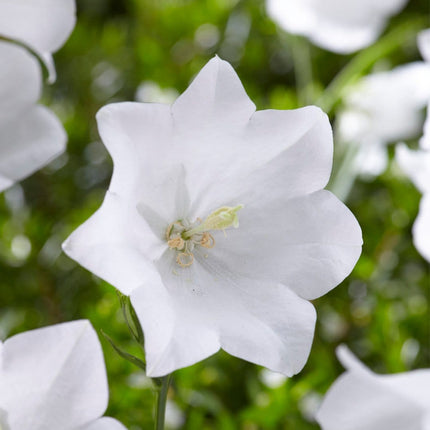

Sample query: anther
[200,232,215,248]
[177,252,194,267]
[167,236,185,250]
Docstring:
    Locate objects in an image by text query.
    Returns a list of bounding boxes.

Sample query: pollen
[166,204,243,268]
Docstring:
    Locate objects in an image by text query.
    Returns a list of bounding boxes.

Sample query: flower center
[166,204,243,267]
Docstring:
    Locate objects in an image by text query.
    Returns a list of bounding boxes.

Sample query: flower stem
[154,374,172,430]
[317,17,426,114]
[290,35,313,106]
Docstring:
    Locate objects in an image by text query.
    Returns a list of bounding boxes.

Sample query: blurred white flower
[0,320,127,430]
[260,369,287,389]
[135,81,179,104]
[0,41,66,193]
[336,62,430,177]
[63,57,362,377]
[165,400,185,430]
[316,346,430,430]
[0,0,76,82]
[396,144,430,261]
[266,0,407,54]
[418,29,430,150]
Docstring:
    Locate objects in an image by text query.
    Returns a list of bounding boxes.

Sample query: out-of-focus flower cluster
[0,0,75,193]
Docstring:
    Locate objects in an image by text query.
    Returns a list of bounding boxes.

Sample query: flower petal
[62,191,164,295]
[0,321,108,430]
[0,105,66,192]
[79,417,128,430]
[316,370,425,430]
[172,56,255,127]
[316,347,426,430]
[418,29,430,63]
[190,105,333,216]
[338,63,430,150]
[0,0,76,81]
[382,369,430,411]
[132,251,316,377]
[267,0,408,54]
[395,143,430,194]
[211,190,362,300]
[0,41,41,125]
[413,194,430,262]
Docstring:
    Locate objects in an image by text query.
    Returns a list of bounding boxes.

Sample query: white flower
[63,57,362,377]
[0,320,127,430]
[266,0,408,54]
[260,369,287,389]
[395,144,430,261]
[336,62,430,177]
[316,346,430,430]
[135,81,179,104]
[0,41,66,193]
[0,0,76,82]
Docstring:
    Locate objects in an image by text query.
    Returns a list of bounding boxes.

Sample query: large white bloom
[316,346,430,430]
[63,57,362,377]
[0,0,76,81]
[266,0,408,54]
[0,41,66,192]
[0,320,127,430]
[336,62,430,177]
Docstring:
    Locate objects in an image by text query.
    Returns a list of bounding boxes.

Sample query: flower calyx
[166,204,243,268]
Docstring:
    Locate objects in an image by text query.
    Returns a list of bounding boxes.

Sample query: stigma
[166,205,243,267]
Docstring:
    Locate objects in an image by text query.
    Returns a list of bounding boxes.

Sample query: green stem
[290,35,313,106]
[155,374,172,430]
[317,17,426,114]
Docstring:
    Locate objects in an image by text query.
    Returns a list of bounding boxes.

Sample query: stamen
[167,236,185,250]
[166,204,242,268]
[177,252,194,267]
[200,232,215,248]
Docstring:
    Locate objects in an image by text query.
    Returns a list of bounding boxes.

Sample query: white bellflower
[63,57,362,377]
[0,320,126,430]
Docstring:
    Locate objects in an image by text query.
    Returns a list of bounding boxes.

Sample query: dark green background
[1,0,429,428]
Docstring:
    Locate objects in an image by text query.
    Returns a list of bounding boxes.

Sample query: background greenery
[1,0,429,428]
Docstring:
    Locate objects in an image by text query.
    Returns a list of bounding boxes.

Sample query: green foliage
[0,0,429,429]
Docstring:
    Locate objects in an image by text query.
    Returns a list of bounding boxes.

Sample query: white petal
[413,194,430,262]
[78,417,127,430]
[0,0,76,80]
[172,56,255,127]
[316,368,425,430]
[266,0,407,54]
[211,190,362,300]
[132,251,316,377]
[395,143,430,194]
[0,321,108,430]
[355,141,388,178]
[382,369,430,411]
[0,105,66,192]
[62,191,164,295]
[0,41,41,125]
[340,62,430,147]
[317,347,426,430]
[418,29,430,63]
[191,105,334,216]
[96,88,333,222]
